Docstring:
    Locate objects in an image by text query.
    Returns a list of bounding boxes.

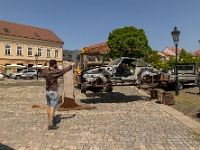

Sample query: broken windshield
[108,58,122,66]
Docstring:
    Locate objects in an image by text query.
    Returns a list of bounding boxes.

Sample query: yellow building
[0,20,64,75]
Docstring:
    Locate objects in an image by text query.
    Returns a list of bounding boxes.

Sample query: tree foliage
[162,56,176,69]
[146,51,163,69]
[107,26,152,59]
[106,26,200,70]
[179,49,193,63]
[161,49,200,70]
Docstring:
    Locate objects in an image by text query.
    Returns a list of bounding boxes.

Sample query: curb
[135,87,200,134]
[156,103,200,134]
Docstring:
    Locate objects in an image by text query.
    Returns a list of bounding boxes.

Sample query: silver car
[0,71,4,80]
[11,69,37,79]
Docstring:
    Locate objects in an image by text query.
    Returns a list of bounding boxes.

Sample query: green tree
[107,26,151,59]
[162,56,176,70]
[146,51,163,69]
[179,49,193,63]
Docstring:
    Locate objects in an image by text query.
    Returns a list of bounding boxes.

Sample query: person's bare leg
[49,107,55,125]
[47,107,51,124]
[47,107,58,130]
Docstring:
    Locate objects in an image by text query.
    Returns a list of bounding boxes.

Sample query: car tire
[100,86,113,92]
[81,83,87,93]
[32,75,37,79]
[178,82,183,90]
[16,76,21,80]
[106,86,113,92]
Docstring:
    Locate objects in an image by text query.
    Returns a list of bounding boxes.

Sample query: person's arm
[41,61,48,69]
[51,62,75,77]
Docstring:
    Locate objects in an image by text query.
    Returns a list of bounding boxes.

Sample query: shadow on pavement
[196,111,200,118]
[0,143,15,150]
[141,84,197,92]
[53,114,76,126]
[80,91,150,104]
[185,91,198,95]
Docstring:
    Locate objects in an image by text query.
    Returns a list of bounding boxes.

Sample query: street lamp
[171,26,180,95]
[34,53,39,80]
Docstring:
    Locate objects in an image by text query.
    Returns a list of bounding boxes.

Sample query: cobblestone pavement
[0,78,200,150]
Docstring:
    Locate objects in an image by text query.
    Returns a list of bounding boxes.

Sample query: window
[5,45,10,55]
[22,71,28,73]
[28,47,32,56]
[17,46,22,55]
[137,60,147,67]
[34,32,39,37]
[47,49,50,57]
[55,50,58,58]
[4,28,9,33]
[38,48,42,56]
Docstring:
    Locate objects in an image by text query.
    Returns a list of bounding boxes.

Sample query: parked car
[79,57,159,93]
[0,71,4,80]
[11,69,37,79]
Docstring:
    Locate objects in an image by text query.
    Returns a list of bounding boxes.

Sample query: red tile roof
[167,46,182,52]
[88,42,110,54]
[161,51,171,56]
[0,20,63,43]
[194,50,200,56]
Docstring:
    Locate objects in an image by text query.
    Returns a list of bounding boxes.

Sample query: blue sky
[0,0,200,52]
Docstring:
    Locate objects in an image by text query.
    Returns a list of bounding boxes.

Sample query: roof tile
[161,51,171,56]
[167,46,182,52]
[0,20,63,43]
[194,50,200,56]
[88,42,110,54]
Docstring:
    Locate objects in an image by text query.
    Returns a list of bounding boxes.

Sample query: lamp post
[171,26,180,95]
[34,53,39,80]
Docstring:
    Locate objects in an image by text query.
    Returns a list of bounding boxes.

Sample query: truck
[159,63,199,90]
[74,44,111,88]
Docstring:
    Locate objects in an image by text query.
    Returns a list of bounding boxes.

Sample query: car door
[27,70,34,78]
[21,70,28,78]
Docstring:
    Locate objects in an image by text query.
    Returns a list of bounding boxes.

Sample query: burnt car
[79,57,159,93]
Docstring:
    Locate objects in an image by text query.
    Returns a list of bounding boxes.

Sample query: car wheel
[100,86,113,92]
[81,83,87,93]
[178,82,183,90]
[106,86,113,92]
[16,76,21,80]
[76,83,81,89]
[32,75,37,79]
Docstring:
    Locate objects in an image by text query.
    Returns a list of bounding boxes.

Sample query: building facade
[158,46,182,61]
[0,20,64,75]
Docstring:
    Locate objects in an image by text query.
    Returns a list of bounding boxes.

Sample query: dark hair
[49,60,57,67]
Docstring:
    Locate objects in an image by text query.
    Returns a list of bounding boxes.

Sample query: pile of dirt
[59,97,79,108]
[57,97,95,111]
[32,104,47,109]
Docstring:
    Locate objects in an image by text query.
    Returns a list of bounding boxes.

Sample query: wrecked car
[79,57,159,93]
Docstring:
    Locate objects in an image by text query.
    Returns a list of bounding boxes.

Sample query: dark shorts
[46,90,58,108]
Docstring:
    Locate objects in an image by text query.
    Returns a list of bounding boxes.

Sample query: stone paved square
[0,79,200,150]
